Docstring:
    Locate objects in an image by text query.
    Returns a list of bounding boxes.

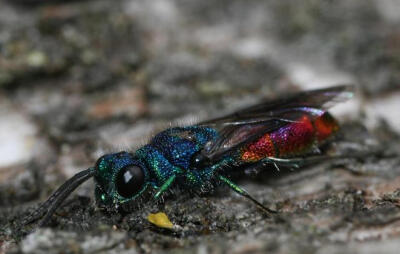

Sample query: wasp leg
[261,155,352,169]
[263,152,373,167]
[217,174,277,215]
[154,175,176,199]
[261,153,378,176]
[262,157,306,168]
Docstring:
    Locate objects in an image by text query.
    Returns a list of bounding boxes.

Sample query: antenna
[21,167,96,229]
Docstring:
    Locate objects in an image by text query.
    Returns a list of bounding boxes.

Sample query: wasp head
[94,151,151,211]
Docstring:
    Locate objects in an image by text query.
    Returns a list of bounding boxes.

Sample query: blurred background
[0,0,399,253]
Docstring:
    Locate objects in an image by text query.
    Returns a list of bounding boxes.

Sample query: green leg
[218,175,277,215]
[154,175,176,199]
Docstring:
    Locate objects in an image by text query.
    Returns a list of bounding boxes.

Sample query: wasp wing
[198,85,354,162]
[200,85,353,126]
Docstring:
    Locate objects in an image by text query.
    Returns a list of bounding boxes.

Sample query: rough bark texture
[0,0,399,253]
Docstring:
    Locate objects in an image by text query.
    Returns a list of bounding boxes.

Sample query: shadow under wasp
[22,85,355,230]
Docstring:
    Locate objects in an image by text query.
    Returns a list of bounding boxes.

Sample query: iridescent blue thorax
[136,126,220,186]
[150,126,218,170]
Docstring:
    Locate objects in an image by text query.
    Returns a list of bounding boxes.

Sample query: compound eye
[115,165,145,198]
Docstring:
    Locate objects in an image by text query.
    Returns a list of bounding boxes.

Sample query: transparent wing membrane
[199,85,354,162]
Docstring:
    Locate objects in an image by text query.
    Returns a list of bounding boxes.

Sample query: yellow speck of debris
[147,212,173,229]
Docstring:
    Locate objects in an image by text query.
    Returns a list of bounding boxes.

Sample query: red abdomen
[241,112,338,162]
